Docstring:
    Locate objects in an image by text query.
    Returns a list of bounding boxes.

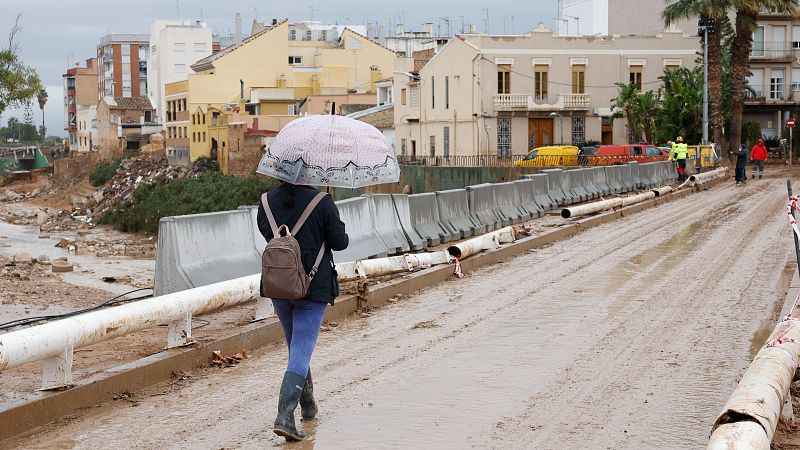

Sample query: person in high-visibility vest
[670,136,689,182]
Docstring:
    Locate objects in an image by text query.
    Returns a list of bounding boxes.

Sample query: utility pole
[699,18,710,146]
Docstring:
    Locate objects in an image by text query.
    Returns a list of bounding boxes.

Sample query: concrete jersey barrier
[528,173,555,211]
[563,169,589,203]
[542,169,570,205]
[617,164,635,192]
[514,179,544,218]
[591,167,611,196]
[332,196,390,262]
[604,166,624,194]
[466,183,503,230]
[436,189,484,239]
[389,194,426,251]
[155,209,261,296]
[365,194,411,254]
[579,168,602,199]
[627,162,645,189]
[408,192,453,246]
[493,181,529,224]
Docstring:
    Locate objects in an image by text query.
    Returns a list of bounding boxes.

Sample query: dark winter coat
[735,148,748,169]
[257,184,349,304]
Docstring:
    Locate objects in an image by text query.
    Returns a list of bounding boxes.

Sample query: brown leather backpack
[260,191,327,300]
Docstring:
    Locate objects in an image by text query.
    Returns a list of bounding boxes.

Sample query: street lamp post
[550,111,564,144]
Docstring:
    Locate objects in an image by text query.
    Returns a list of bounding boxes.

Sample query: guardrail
[399,154,670,168]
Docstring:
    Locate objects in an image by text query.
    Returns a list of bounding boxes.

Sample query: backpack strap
[261,193,279,236]
[293,192,328,278]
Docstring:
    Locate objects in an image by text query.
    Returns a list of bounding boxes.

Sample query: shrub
[100,172,278,233]
[89,159,122,187]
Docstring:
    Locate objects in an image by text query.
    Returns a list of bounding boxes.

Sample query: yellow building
[164,20,398,162]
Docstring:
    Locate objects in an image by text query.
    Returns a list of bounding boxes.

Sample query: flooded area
[3,176,796,449]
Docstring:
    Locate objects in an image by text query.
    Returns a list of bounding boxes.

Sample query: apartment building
[62,58,99,150]
[97,34,150,100]
[164,20,397,162]
[385,23,450,57]
[744,12,800,139]
[147,20,213,125]
[394,24,699,158]
[558,0,695,36]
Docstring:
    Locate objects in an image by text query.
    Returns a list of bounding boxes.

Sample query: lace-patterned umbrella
[256,115,400,188]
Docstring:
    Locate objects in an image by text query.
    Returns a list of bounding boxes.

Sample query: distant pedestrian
[734,144,748,185]
[257,181,349,441]
[751,138,768,179]
[670,136,689,182]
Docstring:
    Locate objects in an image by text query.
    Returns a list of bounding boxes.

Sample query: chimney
[421,23,433,35]
[396,23,404,36]
[468,24,477,34]
[272,18,278,25]
[235,12,242,43]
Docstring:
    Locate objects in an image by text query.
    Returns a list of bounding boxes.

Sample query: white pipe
[708,422,771,450]
[690,167,727,184]
[446,226,515,258]
[561,198,623,219]
[0,274,262,371]
[708,318,800,447]
[652,186,673,197]
[621,191,656,207]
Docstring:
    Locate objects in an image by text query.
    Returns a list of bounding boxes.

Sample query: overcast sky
[1,0,557,137]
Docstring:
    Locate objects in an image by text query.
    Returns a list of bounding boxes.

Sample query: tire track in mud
[5,179,792,450]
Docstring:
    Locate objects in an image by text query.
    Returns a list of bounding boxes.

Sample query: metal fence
[398,154,669,168]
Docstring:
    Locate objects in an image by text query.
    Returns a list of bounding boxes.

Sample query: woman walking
[257,181,348,441]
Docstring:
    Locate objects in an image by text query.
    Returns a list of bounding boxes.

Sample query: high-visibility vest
[672,143,688,160]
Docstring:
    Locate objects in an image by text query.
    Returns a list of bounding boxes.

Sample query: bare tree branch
[7,14,21,53]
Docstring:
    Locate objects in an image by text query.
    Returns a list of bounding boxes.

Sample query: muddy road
[5,175,796,449]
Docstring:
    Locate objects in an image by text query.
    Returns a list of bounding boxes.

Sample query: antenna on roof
[176,0,180,21]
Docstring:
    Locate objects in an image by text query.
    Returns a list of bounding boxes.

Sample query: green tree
[0,15,43,123]
[663,0,729,149]
[728,0,798,161]
[36,87,46,144]
[611,82,661,143]
[656,67,704,144]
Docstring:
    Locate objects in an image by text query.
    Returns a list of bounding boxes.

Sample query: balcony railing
[493,93,591,111]
[745,83,794,101]
[751,41,794,58]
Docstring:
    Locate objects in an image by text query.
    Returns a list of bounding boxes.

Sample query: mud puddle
[748,261,797,359]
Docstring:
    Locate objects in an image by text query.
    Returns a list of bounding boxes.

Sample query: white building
[385,23,449,57]
[147,20,213,126]
[558,0,695,35]
[75,105,97,152]
[252,19,367,42]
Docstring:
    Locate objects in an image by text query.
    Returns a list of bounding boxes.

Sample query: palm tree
[663,0,730,149]
[36,87,46,144]
[728,0,798,160]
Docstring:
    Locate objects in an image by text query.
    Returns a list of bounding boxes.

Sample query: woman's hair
[282,182,295,208]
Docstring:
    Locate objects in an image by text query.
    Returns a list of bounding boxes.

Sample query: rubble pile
[90,154,213,217]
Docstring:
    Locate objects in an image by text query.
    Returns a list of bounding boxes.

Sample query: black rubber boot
[299,370,318,420]
[274,371,306,441]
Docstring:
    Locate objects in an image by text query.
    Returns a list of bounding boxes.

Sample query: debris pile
[90,154,212,217]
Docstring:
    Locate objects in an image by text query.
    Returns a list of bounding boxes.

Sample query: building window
[288,56,302,65]
[192,114,196,125]
[121,44,130,57]
[175,64,186,74]
[184,126,187,138]
[443,126,450,157]
[752,26,765,56]
[792,68,800,92]
[194,42,206,52]
[410,85,420,107]
[445,76,449,109]
[431,77,435,109]
[429,135,436,156]
[497,64,511,94]
[793,26,800,49]
[182,99,186,110]
[401,88,407,105]
[572,65,585,94]
[629,65,643,92]
[140,79,147,96]
[203,132,206,142]
[401,138,407,156]
[571,117,586,144]
[497,118,511,157]
[771,68,785,99]
[534,65,549,100]
[174,42,185,52]
[192,132,196,142]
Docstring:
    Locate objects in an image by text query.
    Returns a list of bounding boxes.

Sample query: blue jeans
[272,299,328,377]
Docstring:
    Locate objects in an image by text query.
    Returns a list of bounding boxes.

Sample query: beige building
[164,20,397,163]
[394,24,699,158]
[63,58,99,150]
[96,97,158,160]
[744,12,800,140]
